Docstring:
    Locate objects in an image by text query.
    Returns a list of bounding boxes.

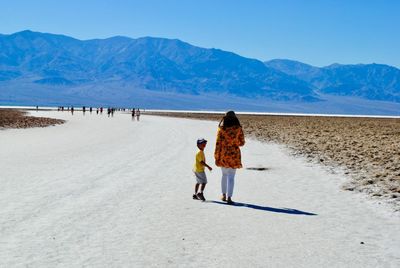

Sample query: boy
[193,138,212,201]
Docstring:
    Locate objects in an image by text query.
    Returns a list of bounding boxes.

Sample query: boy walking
[193,138,212,201]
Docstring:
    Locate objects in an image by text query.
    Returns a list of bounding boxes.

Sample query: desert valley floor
[0,111,399,267]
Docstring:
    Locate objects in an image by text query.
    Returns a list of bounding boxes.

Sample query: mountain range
[265,59,400,102]
[1,30,399,114]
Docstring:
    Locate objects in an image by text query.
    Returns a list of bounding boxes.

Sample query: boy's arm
[200,161,213,171]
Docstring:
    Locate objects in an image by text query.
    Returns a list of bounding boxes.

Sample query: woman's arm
[214,128,222,165]
[238,127,245,147]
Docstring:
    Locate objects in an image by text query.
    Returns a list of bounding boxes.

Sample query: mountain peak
[8,29,80,43]
[11,29,37,37]
[15,29,35,34]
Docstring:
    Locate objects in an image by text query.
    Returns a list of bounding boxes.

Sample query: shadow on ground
[210,201,317,216]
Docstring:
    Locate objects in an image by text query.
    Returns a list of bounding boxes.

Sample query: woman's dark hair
[219,110,241,128]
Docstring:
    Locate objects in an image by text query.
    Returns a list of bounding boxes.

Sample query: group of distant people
[57,106,76,114]
[55,106,142,119]
[131,108,141,121]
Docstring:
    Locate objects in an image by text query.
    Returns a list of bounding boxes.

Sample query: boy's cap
[197,138,207,145]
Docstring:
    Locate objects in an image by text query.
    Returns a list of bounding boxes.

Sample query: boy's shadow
[210,201,317,216]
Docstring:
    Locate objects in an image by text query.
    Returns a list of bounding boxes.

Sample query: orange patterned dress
[214,126,245,168]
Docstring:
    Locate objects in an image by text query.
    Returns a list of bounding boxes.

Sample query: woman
[214,111,245,204]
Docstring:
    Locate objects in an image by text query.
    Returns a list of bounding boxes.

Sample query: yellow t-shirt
[194,150,205,172]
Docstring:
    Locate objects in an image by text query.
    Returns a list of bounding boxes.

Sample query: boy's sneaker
[227,197,235,205]
[197,192,206,201]
[221,194,227,202]
[193,194,199,200]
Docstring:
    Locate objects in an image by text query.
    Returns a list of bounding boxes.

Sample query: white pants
[221,167,236,197]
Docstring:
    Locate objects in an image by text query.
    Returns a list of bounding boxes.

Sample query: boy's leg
[193,183,200,200]
[194,172,207,201]
[197,184,206,201]
[200,183,206,193]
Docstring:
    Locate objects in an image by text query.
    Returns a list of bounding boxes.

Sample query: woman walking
[214,111,245,204]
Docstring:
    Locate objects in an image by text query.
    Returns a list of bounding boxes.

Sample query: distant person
[193,138,212,201]
[107,108,111,117]
[100,107,103,114]
[96,108,99,115]
[90,107,93,113]
[136,109,140,121]
[71,106,74,115]
[214,111,245,204]
[131,108,135,120]
[36,106,38,111]
[83,106,86,114]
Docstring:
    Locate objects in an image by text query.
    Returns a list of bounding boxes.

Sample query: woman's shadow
[210,201,317,216]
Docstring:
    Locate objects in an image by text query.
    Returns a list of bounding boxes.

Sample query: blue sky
[1,0,399,67]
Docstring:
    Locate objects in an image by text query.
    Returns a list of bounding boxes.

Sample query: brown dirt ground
[0,109,65,129]
[147,111,400,210]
